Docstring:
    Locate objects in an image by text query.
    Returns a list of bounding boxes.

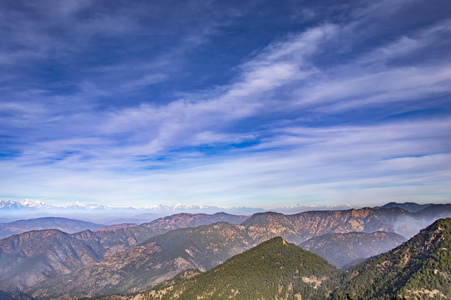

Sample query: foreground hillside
[332,218,451,299]
[141,237,343,300]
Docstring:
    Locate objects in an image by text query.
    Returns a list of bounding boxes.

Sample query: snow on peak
[84,203,111,209]
[60,202,113,210]
[0,200,20,208]
[20,199,49,208]
[63,201,86,208]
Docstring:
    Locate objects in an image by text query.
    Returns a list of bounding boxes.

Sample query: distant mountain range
[0,199,354,214]
[376,201,433,213]
[0,212,248,240]
[0,199,367,225]
[2,199,448,224]
[0,199,262,224]
[0,217,104,239]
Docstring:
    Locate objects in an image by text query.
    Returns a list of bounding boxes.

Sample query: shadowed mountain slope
[377,202,431,213]
[416,203,451,219]
[300,231,406,269]
[0,290,35,300]
[0,229,104,291]
[331,218,451,299]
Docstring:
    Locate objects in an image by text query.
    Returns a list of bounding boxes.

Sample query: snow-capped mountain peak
[20,199,50,208]
[63,201,86,208]
[0,200,21,208]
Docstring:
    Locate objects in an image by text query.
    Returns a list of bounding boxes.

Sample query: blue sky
[1,0,450,209]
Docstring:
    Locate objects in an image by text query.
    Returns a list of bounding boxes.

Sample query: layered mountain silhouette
[0,213,247,292]
[242,207,410,244]
[0,217,104,239]
[0,205,450,299]
[93,218,451,300]
[0,229,104,291]
[6,207,409,296]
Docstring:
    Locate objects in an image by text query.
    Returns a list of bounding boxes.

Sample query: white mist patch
[394,216,438,239]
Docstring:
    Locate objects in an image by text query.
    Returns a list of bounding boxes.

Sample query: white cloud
[1,116,449,207]
[1,1,450,207]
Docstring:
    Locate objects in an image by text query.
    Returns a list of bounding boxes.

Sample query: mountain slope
[4,208,450,299]
[0,212,250,294]
[91,212,248,256]
[92,226,156,256]
[300,231,406,269]
[141,212,248,230]
[141,237,343,300]
[0,217,104,239]
[0,290,35,300]
[331,218,451,299]
[416,203,451,219]
[0,226,163,291]
[0,229,104,291]
[64,219,451,300]
[243,207,411,244]
[28,222,254,299]
[377,202,431,213]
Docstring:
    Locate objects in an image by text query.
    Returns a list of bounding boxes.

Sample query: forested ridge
[94,218,451,300]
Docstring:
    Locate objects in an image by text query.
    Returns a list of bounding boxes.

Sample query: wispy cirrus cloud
[0,0,450,207]
[2,116,449,207]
